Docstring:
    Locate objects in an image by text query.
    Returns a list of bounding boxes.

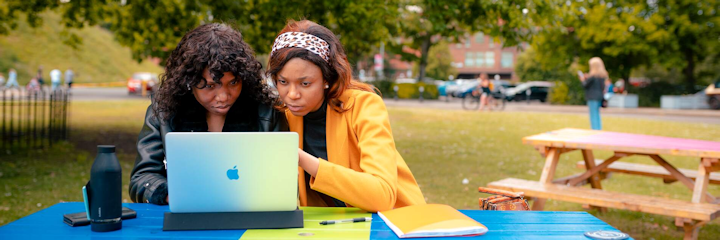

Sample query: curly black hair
[153,23,275,121]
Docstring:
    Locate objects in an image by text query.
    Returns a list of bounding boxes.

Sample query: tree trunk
[620,71,631,92]
[417,37,432,82]
[683,49,696,93]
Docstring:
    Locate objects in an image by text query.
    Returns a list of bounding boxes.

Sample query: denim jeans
[587,100,602,130]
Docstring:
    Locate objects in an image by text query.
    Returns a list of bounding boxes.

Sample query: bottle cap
[97,145,116,153]
[584,231,630,240]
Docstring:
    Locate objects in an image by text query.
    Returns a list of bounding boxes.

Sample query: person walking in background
[50,68,62,91]
[477,73,492,111]
[65,68,74,90]
[5,69,19,89]
[579,57,607,130]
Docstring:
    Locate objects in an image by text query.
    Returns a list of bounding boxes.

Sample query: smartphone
[577,70,585,79]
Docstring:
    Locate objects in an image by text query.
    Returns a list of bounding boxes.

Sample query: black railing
[1,88,69,155]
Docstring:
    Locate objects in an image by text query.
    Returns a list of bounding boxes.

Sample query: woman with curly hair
[129,23,287,205]
[267,20,425,212]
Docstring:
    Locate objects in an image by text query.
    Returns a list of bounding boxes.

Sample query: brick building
[449,33,522,80]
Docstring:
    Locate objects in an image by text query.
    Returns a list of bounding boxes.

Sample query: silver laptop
[165,132,298,213]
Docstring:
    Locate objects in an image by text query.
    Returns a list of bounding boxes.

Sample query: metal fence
[1,88,70,155]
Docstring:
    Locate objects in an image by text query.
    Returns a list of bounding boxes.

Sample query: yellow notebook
[378,204,488,238]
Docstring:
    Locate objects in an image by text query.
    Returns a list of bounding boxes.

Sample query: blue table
[0,202,628,239]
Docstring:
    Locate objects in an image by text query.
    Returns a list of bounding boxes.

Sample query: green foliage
[635,81,687,108]
[515,47,584,105]
[369,79,396,98]
[0,0,400,63]
[411,40,456,80]
[520,0,720,90]
[0,12,162,84]
[393,82,438,99]
[548,81,585,105]
[389,0,515,81]
[104,0,205,63]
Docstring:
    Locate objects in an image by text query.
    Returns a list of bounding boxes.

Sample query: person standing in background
[579,57,607,130]
[65,68,74,90]
[5,69,19,89]
[36,66,45,89]
[50,69,62,91]
[0,73,5,89]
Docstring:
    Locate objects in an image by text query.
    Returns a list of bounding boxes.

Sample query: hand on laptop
[298,148,320,177]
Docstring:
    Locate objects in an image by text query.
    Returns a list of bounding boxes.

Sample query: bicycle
[462,90,506,111]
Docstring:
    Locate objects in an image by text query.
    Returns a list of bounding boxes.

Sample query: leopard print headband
[271,32,330,62]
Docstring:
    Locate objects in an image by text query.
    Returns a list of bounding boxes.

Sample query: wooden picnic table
[488,128,720,240]
[0,202,626,239]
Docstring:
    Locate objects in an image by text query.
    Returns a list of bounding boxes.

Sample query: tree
[515,47,583,105]
[0,0,400,64]
[411,40,456,80]
[388,1,495,82]
[651,0,720,90]
[518,0,720,91]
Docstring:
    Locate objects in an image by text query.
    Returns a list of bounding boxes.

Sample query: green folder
[240,207,372,240]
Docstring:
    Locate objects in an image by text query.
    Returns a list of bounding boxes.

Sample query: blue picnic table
[0,202,628,239]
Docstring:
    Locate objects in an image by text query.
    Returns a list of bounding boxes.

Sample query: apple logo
[226,165,239,180]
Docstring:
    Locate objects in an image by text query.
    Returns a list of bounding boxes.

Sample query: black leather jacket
[129,100,288,205]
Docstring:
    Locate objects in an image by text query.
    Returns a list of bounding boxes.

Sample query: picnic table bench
[487,128,720,240]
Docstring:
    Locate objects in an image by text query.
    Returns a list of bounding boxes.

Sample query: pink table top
[523,128,720,158]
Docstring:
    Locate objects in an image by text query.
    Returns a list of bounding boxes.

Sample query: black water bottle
[88,145,122,232]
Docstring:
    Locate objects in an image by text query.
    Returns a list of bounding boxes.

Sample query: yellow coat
[286,89,426,212]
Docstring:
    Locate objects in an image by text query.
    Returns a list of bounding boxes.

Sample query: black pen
[320,217,372,225]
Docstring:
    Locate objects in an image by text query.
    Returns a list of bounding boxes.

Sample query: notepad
[378,204,488,238]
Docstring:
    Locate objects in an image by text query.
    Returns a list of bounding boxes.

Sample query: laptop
[165,132,298,213]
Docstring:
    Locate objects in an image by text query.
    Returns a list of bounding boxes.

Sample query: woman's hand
[298,148,320,177]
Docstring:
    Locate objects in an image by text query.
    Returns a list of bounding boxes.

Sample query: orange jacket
[286,89,426,212]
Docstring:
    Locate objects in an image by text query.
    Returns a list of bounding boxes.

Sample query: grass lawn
[1,99,720,239]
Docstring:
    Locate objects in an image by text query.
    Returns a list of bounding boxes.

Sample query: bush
[548,77,585,105]
[369,79,395,98]
[395,82,439,99]
[633,81,686,107]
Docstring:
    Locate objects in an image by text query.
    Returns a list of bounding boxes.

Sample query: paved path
[384,98,720,125]
[68,87,720,124]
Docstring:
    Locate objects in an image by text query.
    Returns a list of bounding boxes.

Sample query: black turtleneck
[172,95,259,132]
[303,101,345,207]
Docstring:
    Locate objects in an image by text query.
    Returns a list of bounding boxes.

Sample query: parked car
[504,81,554,102]
[438,80,459,97]
[128,72,158,95]
[444,79,466,97]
